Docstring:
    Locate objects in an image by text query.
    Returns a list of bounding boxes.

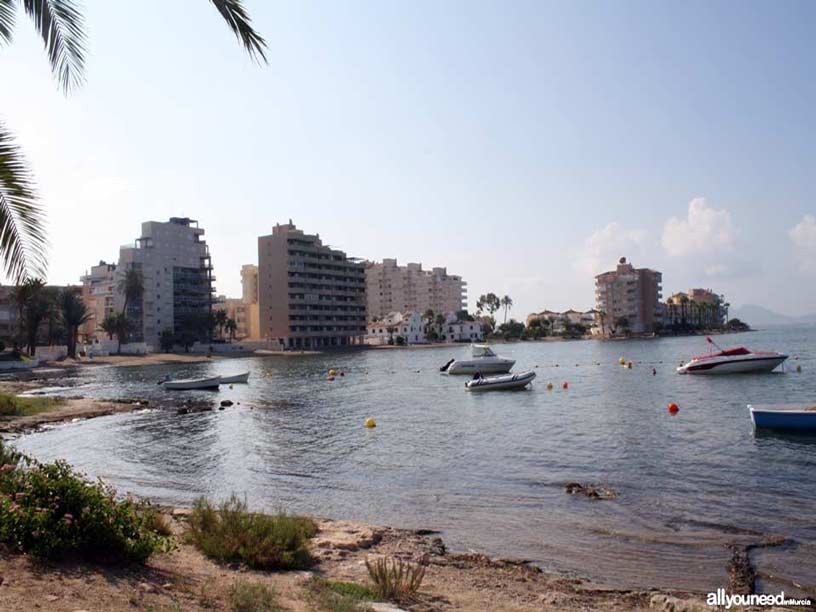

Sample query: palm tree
[101,313,130,354]
[500,295,513,324]
[117,267,144,315]
[225,318,238,342]
[679,294,689,328]
[435,313,445,341]
[595,309,607,336]
[214,309,228,339]
[20,285,52,356]
[59,288,91,358]
[11,277,44,345]
[0,1,266,282]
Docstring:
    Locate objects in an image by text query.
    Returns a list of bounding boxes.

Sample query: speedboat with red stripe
[677,337,788,375]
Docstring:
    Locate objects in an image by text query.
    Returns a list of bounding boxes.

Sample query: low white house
[366,312,426,345]
[366,311,483,345]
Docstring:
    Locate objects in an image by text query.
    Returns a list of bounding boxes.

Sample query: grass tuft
[187,494,317,570]
[365,556,425,603]
[229,579,281,612]
[0,394,62,417]
[308,576,375,612]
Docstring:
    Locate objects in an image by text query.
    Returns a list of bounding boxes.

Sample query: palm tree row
[11,279,90,357]
[0,0,266,283]
[664,296,727,330]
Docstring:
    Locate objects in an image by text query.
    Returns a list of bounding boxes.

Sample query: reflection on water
[13,328,816,593]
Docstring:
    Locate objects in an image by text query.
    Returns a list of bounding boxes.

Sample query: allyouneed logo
[707,588,813,609]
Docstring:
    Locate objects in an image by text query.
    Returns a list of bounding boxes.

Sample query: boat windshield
[694,346,751,360]
[472,344,496,358]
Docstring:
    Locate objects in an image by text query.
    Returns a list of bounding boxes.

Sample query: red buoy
[562,382,568,389]
[668,402,679,414]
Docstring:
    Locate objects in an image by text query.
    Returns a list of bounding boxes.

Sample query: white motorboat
[219,372,250,384]
[677,337,788,375]
[465,370,536,391]
[161,376,221,391]
[441,344,515,375]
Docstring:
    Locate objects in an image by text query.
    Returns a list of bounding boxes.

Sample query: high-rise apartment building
[365,258,467,321]
[257,221,366,349]
[117,217,214,349]
[79,261,117,341]
[594,257,662,335]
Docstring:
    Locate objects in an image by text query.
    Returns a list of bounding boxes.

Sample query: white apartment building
[117,217,214,350]
[365,258,467,321]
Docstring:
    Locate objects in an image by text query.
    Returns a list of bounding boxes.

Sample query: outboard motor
[440,358,455,372]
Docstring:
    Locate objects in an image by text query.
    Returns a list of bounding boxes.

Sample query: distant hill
[730,304,816,328]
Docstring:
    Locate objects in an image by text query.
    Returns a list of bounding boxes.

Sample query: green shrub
[365,556,425,603]
[308,576,375,612]
[229,580,281,612]
[187,495,317,570]
[0,440,170,562]
[0,394,62,417]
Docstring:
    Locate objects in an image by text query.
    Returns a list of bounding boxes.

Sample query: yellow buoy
[365,417,376,428]
[796,364,802,373]
[619,357,625,365]
[546,382,553,390]
[329,369,337,376]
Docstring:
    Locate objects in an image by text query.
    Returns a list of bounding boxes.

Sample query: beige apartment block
[365,258,467,321]
[79,261,117,341]
[258,221,366,349]
[594,257,663,335]
[241,264,258,305]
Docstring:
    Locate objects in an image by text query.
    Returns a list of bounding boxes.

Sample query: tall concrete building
[258,221,366,349]
[594,257,662,335]
[365,258,467,321]
[241,264,258,304]
[79,261,117,341]
[117,217,214,350]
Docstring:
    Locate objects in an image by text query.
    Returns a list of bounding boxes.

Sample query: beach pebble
[370,604,409,612]
[220,400,233,407]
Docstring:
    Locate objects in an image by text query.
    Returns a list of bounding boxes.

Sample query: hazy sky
[1,1,815,317]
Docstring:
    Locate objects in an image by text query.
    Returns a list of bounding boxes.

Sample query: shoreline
[0,504,704,612]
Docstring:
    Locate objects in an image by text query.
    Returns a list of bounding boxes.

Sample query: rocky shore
[0,507,714,612]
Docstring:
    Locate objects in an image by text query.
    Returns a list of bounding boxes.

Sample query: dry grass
[228,580,281,612]
[0,394,62,417]
[365,556,425,603]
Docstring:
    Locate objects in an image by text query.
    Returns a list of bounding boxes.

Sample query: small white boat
[677,337,788,375]
[161,376,221,391]
[219,372,250,384]
[441,344,515,375]
[465,370,536,391]
[749,404,816,432]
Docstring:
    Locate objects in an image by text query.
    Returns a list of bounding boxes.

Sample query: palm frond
[209,0,267,63]
[23,0,86,93]
[0,0,15,45]
[0,122,48,283]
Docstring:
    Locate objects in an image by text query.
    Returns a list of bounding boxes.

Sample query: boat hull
[163,376,222,391]
[466,371,535,391]
[677,355,787,375]
[749,404,816,431]
[219,372,250,384]
[447,359,515,375]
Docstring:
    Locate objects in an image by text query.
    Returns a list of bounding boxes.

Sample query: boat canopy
[694,346,751,360]
[472,344,497,357]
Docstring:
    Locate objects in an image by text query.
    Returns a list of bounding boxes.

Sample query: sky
[1,0,815,317]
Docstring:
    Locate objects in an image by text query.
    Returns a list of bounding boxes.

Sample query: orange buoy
[562,382,568,389]
[668,402,679,414]
[627,361,633,369]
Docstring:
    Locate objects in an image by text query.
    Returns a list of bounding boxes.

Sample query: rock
[649,594,708,612]
[430,537,446,556]
[564,482,618,500]
[220,400,233,407]
[171,508,192,517]
[137,582,155,593]
[45,595,59,602]
[370,604,409,612]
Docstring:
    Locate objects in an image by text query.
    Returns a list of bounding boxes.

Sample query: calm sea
[12,327,816,593]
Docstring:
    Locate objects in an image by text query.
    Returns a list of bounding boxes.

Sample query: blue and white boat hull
[749,404,816,432]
